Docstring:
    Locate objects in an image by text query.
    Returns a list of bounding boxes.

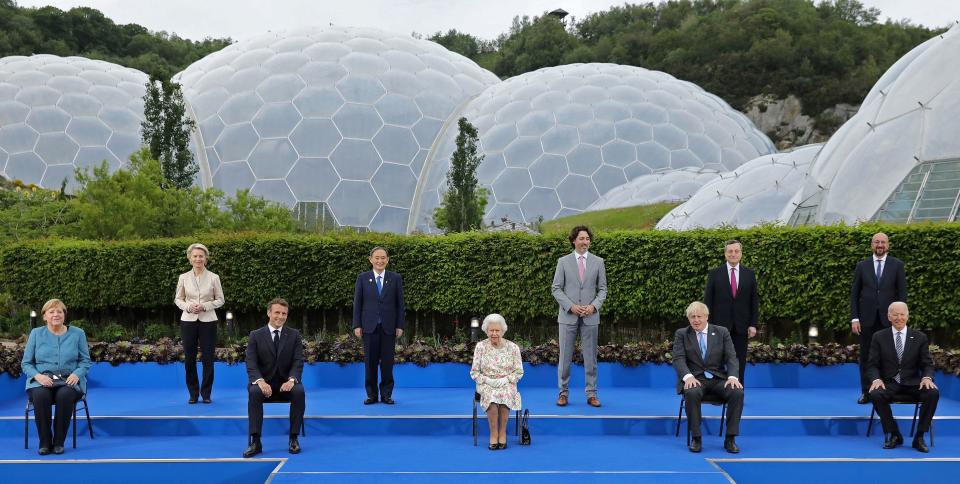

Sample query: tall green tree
[141,78,198,190]
[434,117,488,232]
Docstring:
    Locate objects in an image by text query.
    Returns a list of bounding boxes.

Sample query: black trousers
[731,330,748,383]
[682,377,744,437]
[248,381,305,436]
[181,320,217,398]
[29,386,81,447]
[362,325,396,400]
[870,381,939,435]
[858,315,888,393]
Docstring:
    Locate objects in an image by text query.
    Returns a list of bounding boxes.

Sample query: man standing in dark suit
[353,246,405,405]
[852,232,907,404]
[244,298,305,458]
[867,302,937,452]
[704,240,758,383]
[673,301,744,454]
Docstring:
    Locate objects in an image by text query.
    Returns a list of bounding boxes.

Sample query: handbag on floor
[519,408,531,445]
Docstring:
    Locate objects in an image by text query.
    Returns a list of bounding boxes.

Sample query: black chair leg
[719,403,727,436]
[515,410,519,436]
[72,402,78,449]
[676,397,684,437]
[83,399,94,439]
[300,418,306,437]
[24,400,30,450]
[472,398,478,447]
[910,403,919,438]
[866,405,876,437]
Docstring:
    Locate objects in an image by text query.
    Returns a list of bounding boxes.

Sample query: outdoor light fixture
[30,310,37,329]
[470,317,481,343]
[226,311,234,338]
[808,323,819,344]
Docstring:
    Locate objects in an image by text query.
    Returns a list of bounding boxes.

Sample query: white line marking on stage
[708,457,960,462]
[706,460,736,484]
[273,471,724,475]
[8,414,956,420]
[0,458,286,464]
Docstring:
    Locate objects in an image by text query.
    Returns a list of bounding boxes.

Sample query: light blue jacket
[21,326,92,395]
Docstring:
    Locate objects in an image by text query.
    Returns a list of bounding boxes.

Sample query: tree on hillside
[434,117,488,232]
[141,78,198,190]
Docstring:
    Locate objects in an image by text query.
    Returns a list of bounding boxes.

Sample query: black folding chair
[867,397,933,446]
[25,393,94,449]
[676,391,727,446]
[472,392,519,446]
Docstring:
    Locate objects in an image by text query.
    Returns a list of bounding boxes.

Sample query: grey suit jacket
[672,324,739,393]
[551,252,607,326]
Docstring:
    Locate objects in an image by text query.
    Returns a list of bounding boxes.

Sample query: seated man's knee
[290,384,305,399]
[248,384,265,400]
[683,386,704,399]
[868,389,887,402]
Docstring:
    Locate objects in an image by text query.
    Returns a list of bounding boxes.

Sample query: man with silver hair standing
[551,225,607,408]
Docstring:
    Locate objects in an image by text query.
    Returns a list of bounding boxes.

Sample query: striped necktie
[894,331,903,383]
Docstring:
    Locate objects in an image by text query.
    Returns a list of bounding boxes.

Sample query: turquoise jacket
[21,326,92,395]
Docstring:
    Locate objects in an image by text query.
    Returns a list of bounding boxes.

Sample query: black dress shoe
[188,396,198,404]
[883,433,903,449]
[289,437,301,454]
[723,436,740,454]
[381,397,395,405]
[243,439,262,458]
[857,394,870,405]
[37,447,50,456]
[912,437,929,453]
[52,446,64,455]
[688,436,702,453]
[363,397,377,405]
[202,397,212,404]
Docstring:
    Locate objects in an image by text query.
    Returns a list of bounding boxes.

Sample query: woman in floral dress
[470,313,523,450]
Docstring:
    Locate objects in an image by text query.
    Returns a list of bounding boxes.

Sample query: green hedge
[2,224,959,331]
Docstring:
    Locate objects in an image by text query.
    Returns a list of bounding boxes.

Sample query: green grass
[539,202,681,233]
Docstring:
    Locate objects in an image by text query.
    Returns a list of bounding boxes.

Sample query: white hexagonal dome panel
[587,167,722,211]
[413,63,775,232]
[657,144,823,230]
[174,26,499,231]
[790,23,960,226]
[0,55,147,190]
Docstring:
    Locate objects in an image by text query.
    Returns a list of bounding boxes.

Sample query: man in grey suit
[551,225,607,407]
[673,301,744,454]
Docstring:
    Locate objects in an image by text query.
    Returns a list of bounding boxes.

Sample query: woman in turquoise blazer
[21,299,91,455]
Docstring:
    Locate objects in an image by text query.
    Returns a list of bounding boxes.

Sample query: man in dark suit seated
[867,301,938,453]
[353,246,405,405]
[244,298,305,458]
[672,301,744,454]
[852,232,907,404]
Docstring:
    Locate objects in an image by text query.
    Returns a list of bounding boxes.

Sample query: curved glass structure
[0,55,147,190]
[789,23,960,225]
[173,26,499,232]
[587,168,721,211]
[657,144,822,229]
[413,63,775,231]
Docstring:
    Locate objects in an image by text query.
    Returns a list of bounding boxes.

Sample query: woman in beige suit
[175,243,225,404]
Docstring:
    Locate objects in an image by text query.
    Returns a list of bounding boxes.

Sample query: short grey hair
[685,301,709,318]
[186,243,209,259]
[481,313,507,334]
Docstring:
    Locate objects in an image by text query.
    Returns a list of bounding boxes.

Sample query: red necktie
[730,267,737,298]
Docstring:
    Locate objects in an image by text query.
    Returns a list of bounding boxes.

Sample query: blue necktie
[875,259,883,283]
[376,275,383,295]
[698,331,713,378]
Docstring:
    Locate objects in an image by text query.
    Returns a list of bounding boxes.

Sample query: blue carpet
[0,460,280,484]
[715,460,960,484]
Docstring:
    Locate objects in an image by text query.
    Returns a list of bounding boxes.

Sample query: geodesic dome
[412,63,775,232]
[0,55,147,190]
[586,167,721,211]
[789,22,960,225]
[173,26,499,232]
[657,144,823,230]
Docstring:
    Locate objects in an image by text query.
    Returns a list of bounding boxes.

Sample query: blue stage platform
[1,362,958,483]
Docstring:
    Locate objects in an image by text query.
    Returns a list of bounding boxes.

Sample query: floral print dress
[470,339,523,410]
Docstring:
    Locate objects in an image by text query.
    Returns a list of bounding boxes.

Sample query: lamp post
[225,311,234,339]
[470,317,481,343]
[808,323,819,345]
[30,310,37,329]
